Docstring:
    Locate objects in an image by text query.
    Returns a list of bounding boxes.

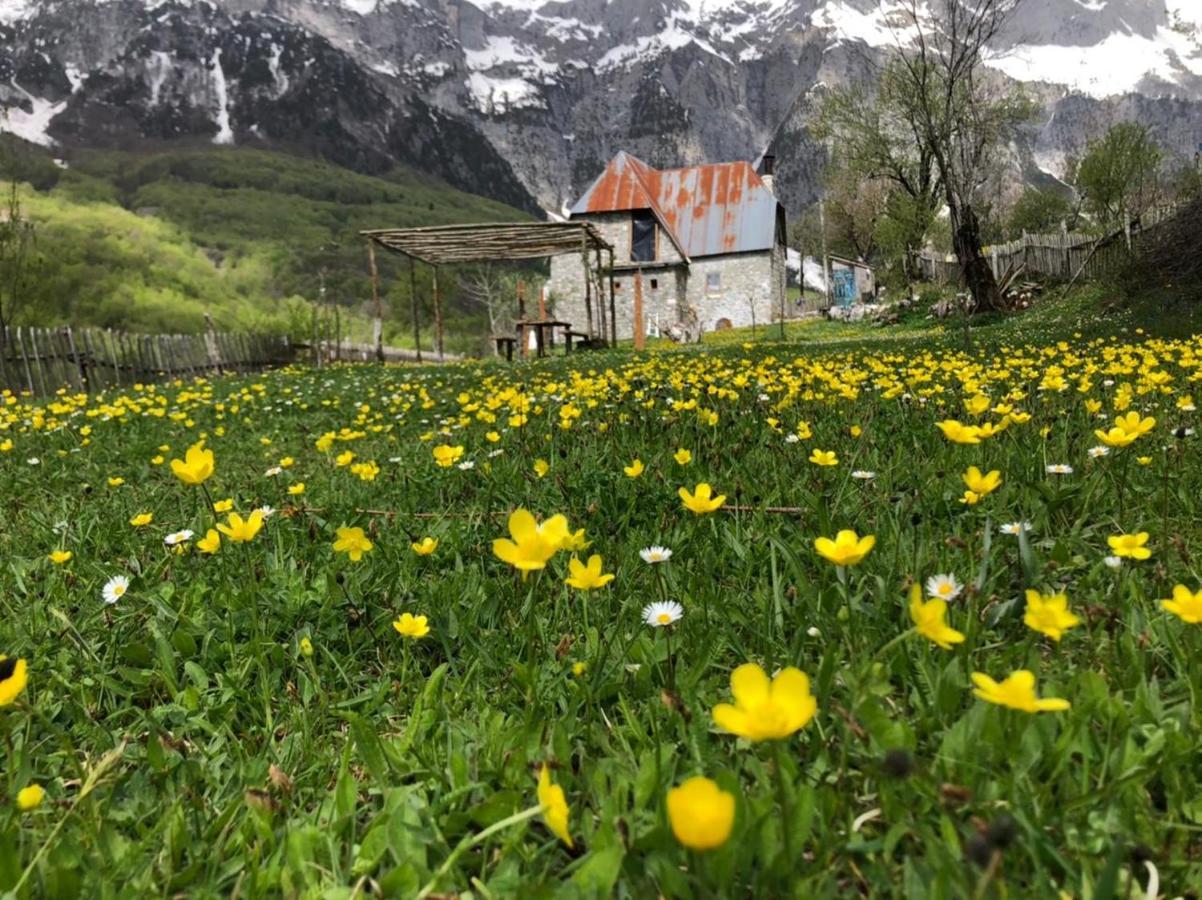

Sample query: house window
[650,278,658,290]
[631,211,657,262]
[706,272,722,292]
[614,281,622,291]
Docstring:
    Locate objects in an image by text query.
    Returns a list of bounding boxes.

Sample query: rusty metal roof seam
[569,151,781,259]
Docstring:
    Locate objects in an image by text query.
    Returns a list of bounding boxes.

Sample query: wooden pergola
[361,222,616,360]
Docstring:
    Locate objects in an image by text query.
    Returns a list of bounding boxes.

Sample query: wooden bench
[563,329,592,352]
[493,336,517,362]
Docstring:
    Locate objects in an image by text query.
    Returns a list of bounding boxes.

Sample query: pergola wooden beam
[361,221,613,265]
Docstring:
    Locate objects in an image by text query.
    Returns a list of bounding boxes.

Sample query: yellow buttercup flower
[217,510,265,543]
[492,509,569,576]
[1108,532,1151,560]
[214,498,234,514]
[299,637,315,657]
[623,458,645,478]
[667,777,736,851]
[16,784,44,811]
[0,656,28,706]
[534,458,550,478]
[537,766,573,848]
[808,449,838,466]
[170,441,215,485]
[1023,589,1081,642]
[392,612,430,639]
[564,554,615,590]
[1162,585,1202,623]
[962,466,1001,497]
[971,670,1069,713]
[814,529,875,566]
[288,482,306,495]
[48,550,72,564]
[712,662,817,741]
[679,483,726,514]
[332,526,373,561]
[674,448,692,465]
[936,420,982,444]
[196,529,221,554]
[107,476,125,487]
[411,537,438,556]
[432,444,464,468]
[129,512,153,527]
[908,584,965,650]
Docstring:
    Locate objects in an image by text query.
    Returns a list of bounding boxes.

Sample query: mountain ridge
[2,0,1201,217]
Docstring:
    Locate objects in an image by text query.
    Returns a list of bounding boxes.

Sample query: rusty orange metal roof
[569,151,781,259]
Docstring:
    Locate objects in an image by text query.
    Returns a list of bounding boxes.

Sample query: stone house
[548,151,787,341]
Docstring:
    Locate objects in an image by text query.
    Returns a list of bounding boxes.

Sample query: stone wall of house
[685,250,781,333]
[548,211,685,340]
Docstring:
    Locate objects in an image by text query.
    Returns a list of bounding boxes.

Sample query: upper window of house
[631,211,657,262]
[706,272,721,292]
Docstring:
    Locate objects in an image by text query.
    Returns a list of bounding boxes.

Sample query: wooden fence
[0,325,293,396]
[307,339,461,364]
[914,207,1177,286]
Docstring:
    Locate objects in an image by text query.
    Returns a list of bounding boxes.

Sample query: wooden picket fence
[914,206,1178,285]
[0,325,294,396]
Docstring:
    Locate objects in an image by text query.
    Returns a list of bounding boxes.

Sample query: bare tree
[0,176,41,386]
[888,0,1032,311]
[463,265,519,354]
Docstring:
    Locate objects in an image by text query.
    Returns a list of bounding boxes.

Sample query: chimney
[759,153,776,195]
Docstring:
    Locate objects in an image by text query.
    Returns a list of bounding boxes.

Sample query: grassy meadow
[1,319,1201,897]
[2,140,531,345]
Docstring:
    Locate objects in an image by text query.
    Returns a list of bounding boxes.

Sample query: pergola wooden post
[432,265,444,360]
[633,269,645,350]
[408,255,422,363]
[581,237,594,340]
[608,248,617,346]
[367,240,384,362]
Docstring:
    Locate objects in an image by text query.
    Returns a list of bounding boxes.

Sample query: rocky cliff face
[2,0,1200,217]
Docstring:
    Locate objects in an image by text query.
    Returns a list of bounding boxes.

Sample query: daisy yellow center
[657,613,671,624]
[113,584,126,597]
[938,584,953,596]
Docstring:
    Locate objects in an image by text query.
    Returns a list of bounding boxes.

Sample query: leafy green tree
[1076,122,1163,230]
[1006,188,1072,238]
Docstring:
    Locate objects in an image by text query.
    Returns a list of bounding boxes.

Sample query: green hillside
[0,139,534,343]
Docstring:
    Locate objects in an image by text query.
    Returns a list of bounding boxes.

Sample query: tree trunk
[952,203,1002,312]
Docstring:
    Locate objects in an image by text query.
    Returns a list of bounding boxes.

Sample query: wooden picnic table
[515,319,570,358]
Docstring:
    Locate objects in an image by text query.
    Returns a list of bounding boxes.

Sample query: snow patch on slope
[987,26,1202,98]
[0,83,66,145]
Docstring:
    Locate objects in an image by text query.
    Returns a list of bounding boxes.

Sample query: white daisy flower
[1088,446,1110,458]
[164,529,194,546]
[1046,464,1074,475]
[784,433,800,444]
[26,457,39,466]
[102,575,130,605]
[256,505,276,518]
[487,449,504,458]
[642,600,684,628]
[1103,555,1123,569]
[1000,521,1033,535]
[851,470,876,480]
[806,626,821,638]
[639,546,673,564]
[264,466,283,477]
[457,460,475,470]
[925,573,963,601]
